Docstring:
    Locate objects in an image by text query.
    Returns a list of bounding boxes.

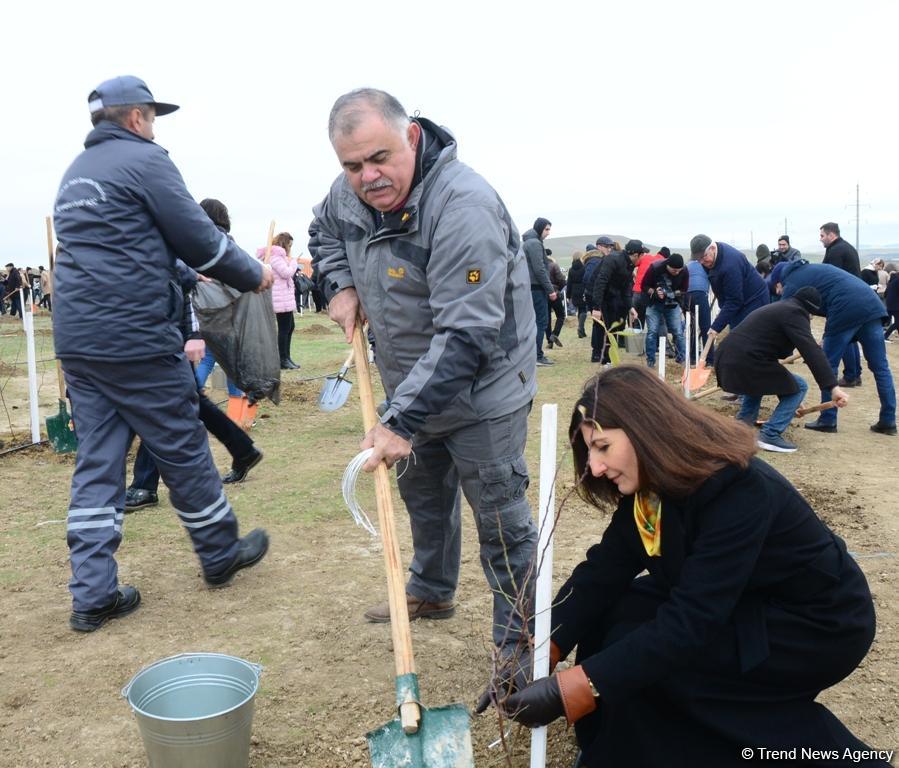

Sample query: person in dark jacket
[771,235,802,265]
[545,252,566,349]
[522,217,557,365]
[820,221,864,386]
[483,366,885,768]
[715,287,848,452]
[590,239,639,364]
[53,75,274,632]
[642,253,689,368]
[884,269,899,341]
[690,235,769,362]
[771,260,896,435]
[566,252,587,337]
[3,261,24,317]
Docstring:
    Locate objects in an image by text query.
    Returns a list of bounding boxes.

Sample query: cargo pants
[396,403,537,648]
[62,354,240,612]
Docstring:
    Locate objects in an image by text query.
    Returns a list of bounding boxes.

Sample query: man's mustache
[362,179,392,193]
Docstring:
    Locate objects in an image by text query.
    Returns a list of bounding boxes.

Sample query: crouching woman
[489,365,885,767]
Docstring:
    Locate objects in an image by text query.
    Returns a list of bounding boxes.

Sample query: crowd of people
[30,75,896,767]
[1,263,51,316]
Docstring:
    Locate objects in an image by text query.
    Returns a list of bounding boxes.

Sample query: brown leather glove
[556,665,598,724]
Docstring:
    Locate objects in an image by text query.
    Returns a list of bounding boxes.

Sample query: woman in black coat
[485,365,885,767]
[566,252,587,338]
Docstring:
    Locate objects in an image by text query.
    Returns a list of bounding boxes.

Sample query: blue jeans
[818,319,896,426]
[531,288,549,358]
[738,374,808,439]
[194,348,242,396]
[841,343,861,381]
[645,304,685,365]
[686,291,714,365]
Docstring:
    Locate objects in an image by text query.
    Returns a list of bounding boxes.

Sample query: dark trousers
[276,311,295,361]
[531,288,549,358]
[632,291,649,326]
[131,390,255,491]
[9,292,22,318]
[546,295,565,341]
[590,301,626,363]
[885,313,899,339]
[62,354,241,611]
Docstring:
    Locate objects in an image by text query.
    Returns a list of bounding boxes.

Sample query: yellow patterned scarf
[634,492,662,557]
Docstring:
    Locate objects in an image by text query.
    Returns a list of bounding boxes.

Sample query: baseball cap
[595,236,614,247]
[88,76,179,116]
[624,239,649,254]
[690,234,713,260]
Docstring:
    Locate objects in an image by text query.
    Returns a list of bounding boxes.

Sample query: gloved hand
[475,647,532,714]
[501,675,564,727]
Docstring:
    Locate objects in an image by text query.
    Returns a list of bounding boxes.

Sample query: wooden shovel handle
[56,360,66,400]
[796,400,836,418]
[351,324,420,734]
[780,352,802,365]
[263,220,275,265]
[46,216,55,269]
[697,335,715,366]
[691,386,721,400]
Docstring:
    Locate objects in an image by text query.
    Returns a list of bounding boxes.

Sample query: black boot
[222,447,263,484]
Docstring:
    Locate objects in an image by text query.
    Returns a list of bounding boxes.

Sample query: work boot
[578,330,587,339]
[124,488,158,512]
[222,447,263,484]
[870,421,898,436]
[837,376,862,387]
[364,593,456,623]
[70,586,141,632]
[204,528,270,588]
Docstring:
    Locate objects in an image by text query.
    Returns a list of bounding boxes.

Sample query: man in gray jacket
[522,217,557,365]
[310,88,538,675]
[54,76,274,632]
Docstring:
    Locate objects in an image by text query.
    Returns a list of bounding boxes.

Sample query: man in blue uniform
[53,76,274,632]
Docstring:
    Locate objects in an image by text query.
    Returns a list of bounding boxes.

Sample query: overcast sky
[2,0,897,267]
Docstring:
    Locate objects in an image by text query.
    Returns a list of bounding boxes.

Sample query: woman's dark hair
[569,365,757,506]
[273,232,294,250]
[199,198,231,232]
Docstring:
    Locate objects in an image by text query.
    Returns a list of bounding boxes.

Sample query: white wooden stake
[683,311,691,398]
[22,290,41,444]
[694,304,700,366]
[530,403,558,768]
[658,337,666,380]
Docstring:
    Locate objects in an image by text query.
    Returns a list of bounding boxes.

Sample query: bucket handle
[121,654,264,699]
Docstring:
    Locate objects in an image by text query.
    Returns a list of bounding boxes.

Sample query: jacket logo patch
[387,266,405,279]
[467,269,481,284]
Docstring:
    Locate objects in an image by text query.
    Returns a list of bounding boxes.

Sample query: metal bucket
[620,323,645,355]
[122,652,262,768]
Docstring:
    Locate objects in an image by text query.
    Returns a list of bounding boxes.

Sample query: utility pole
[845,183,869,252]
[784,218,788,237]
[750,230,754,250]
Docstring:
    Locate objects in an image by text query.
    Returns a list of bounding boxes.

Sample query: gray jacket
[309,118,536,439]
[52,121,261,361]
[522,229,553,294]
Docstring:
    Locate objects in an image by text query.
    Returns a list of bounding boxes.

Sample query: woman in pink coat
[257,232,299,369]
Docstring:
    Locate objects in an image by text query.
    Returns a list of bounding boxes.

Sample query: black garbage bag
[193,280,281,404]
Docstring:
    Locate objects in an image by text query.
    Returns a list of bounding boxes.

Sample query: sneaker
[204,528,270,588]
[536,356,554,367]
[804,419,837,433]
[70,586,141,632]
[124,488,158,512]
[870,421,898,436]
[646,360,656,368]
[578,330,587,339]
[364,593,456,623]
[757,434,798,453]
[837,376,862,387]
[222,447,263,484]
[549,334,563,348]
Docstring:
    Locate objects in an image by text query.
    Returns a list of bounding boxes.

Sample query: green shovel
[352,325,474,768]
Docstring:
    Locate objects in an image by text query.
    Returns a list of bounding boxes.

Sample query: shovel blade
[318,374,353,412]
[367,704,473,768]
[46,400,78,453]
[683,364,712,390]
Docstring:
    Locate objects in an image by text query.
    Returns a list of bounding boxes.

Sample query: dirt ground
[0,317,897,767]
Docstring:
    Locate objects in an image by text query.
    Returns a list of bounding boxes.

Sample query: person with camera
[642,253,688,368]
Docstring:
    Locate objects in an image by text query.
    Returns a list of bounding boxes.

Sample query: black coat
[714,298,837,396]
[591,250,634,313]
[552,459,878,766]
[886,272,899,314]
[566,259,586,306]
[822,237,861,277]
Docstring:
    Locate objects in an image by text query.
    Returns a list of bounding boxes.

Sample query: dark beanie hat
[666,253,684,269]
[793,286,824,315]
[533,217,552,236]
[659,246,671,258]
